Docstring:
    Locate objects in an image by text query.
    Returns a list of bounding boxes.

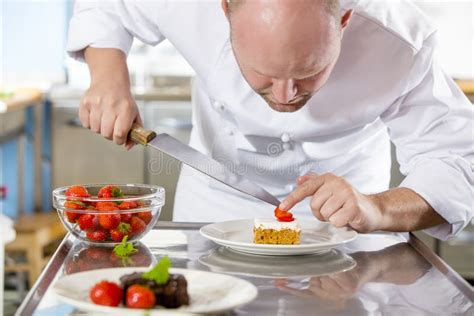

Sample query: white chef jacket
[67,0,474,240]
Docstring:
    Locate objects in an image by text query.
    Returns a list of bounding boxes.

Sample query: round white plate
[199,247,356,278]
[200,219,358,256]
[53,267,258,315]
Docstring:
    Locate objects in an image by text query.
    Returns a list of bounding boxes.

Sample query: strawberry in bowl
[52,184,165,246]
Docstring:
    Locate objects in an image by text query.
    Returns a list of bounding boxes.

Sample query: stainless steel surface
[148,133,281,207]
[17,223,473,315]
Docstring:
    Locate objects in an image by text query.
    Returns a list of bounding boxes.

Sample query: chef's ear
[221,0,230,20]
[341,9,353,29]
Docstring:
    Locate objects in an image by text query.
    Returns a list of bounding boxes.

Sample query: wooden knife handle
[129,123,157,145]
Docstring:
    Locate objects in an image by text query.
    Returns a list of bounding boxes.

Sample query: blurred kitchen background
[1,1,473,314]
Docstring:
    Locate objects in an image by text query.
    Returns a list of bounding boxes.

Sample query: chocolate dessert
[120,272,189,308]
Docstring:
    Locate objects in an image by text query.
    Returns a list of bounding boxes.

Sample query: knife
[129,124,281,207]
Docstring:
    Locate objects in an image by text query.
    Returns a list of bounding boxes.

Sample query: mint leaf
[142,256,171,285]
[117,222,131,234]
[113,236,137,258]
[112,187,123,198]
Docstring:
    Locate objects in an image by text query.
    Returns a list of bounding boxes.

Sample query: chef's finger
[328,206,355,228]
[296,171,319,185]
[124,115,143,150]
[114,106,137,145]
[309,188,333,221]
[297,171,322,183]
[89,107,102,133]
[100,112,117,140]
[279,176,325,210]
[78,101,90,129]
[296,176,309,185]
[319,195,345,221]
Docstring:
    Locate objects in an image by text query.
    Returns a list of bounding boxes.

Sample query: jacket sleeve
[66,0,165,61]
[380,32,474,240]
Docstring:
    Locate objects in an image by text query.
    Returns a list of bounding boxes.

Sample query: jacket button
[281,133,291,143]
[213,101,225,111]
[224,126,234,135]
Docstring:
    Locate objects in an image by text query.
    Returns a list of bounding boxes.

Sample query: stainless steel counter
[16,222,473,315]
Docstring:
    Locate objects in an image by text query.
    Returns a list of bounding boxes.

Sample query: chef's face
[224,0,352,113]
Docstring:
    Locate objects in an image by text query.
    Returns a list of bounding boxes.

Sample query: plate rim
[53,267,258,314]
[199,219,358,250]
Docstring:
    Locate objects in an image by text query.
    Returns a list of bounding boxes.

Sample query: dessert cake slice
[253,218,301,245]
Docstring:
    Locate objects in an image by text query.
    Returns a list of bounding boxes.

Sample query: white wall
[413,0,474,79]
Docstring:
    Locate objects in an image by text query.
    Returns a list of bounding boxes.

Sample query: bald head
[228,0,340,18]
[222,0,351,112]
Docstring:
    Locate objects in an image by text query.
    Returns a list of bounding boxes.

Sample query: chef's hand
[80,47,142,150]
[279,173,383,233]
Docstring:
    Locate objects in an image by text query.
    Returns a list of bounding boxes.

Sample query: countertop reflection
[24,224,474,316]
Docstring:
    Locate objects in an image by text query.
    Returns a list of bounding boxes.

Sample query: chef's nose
[271,79,297,104]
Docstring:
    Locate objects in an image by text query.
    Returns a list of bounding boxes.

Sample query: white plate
[199,247,356,278]
[53,267,258,315]
[200,219,358,256]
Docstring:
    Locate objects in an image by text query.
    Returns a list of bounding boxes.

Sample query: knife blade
[129,124,281,207]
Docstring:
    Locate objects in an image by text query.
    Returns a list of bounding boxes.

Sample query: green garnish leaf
[142,256,171,285]
[113,236,137,258]
[117,222,131,233]
[112,187,124,198]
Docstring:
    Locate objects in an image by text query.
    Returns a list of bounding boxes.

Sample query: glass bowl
[52,184,165,246]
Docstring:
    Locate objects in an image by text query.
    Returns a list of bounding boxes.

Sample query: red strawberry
[86,201,97,209]
[277,215,294,222]
[120,212,133,223]
[90,281,123,307]
[97,185,123,199]
[64,200,87,209]
[99,214,121,230]
[65,185,90,198]
[86,230,107,242]
[64,187,89,222]
[126,284,156,309]
[118,201,138,210]
[274,207,294,222]
[137,211,152,224]
[65,211,79,223]
[64,200,86,223]
[96,201,119,211]
[130,216,146,236]
[77,214,95,231]
[110,222,131,242]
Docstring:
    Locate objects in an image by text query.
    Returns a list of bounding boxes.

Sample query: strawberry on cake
[253,208,301,245]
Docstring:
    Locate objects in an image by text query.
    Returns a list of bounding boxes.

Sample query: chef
[67,0,473,240]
